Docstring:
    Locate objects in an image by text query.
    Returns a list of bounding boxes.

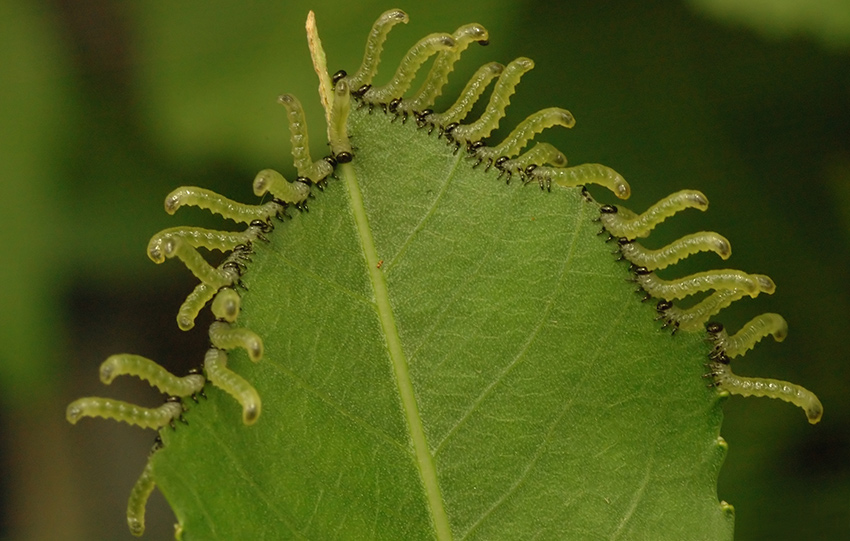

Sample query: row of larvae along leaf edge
[65,8,822,538]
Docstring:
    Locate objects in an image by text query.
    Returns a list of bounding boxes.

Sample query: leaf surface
[153,105,732,540]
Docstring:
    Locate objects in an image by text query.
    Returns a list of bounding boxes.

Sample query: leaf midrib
[340,162,453,540]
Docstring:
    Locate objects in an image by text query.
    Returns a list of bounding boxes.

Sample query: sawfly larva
[100,354,205,397]
[204,348,261,425]
[158,236,237,290]
[657,289,751,332]
[126,459,156,537]
[276,93,334,183]
[473,107,575,164]
[362,33,455,105]
[347,9,409,90]
[329,79,353,162]
[208,321,264,362]
[66,397,183,430]
[599,190,709,239]
[211,287,241,322]
[146,227,254,264]
[707,360,822,424]
[177,282,217,331]
[533,163,631,199]
[252,169,311,205]
[635,267,775,301]
[618,231,732,271]
[447,57,535,145]
[707,313,789,359]
[163,187,281,224]
[418,61,504,131]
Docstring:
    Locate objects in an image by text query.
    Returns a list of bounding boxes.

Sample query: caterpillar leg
[100,354,205,397]
[618,231,731,271]
[204,348,261,425]
[126,459,156,536]
[706,314,788,359]
[599,190,709,239]
[707,359,822,424]
[66,397,184,430]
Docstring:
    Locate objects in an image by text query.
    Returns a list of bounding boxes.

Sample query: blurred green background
[1,0,847,539]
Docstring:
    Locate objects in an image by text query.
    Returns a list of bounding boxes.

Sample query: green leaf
[152,103,733,539]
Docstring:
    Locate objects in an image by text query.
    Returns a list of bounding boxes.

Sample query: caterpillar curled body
[361,33,455,106]
[347,9,409,90]
[204,348,261,425]
[656,289,750,332]
[163,187,281,224]
[495,142,567,183]
[599,190,709,239]
[707,360,823,424]
[252,169,311,205]
[211,287,241,322]
[418,61,504,132]
[66,397,184,430]
[472,107,575,165]
[158,236,237,290]
[707,313,789,359]
[531,163,631,199]
[208,321,264,362]
[276,93,334,184]
[147,227,255,264]
[634,267,776,301]
[100,354,205,397]
[447,57,535,146]
[177,282,216,331]
[398,23,489,115]
[618,232,732,271]
[126,459,156,536]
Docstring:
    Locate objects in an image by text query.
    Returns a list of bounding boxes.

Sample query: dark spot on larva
[656,300,673,312]
[600,205,617,214]
[332,69,347,86]
[634,266,651,276]
[706,322,724,334]
[335,151,353,164]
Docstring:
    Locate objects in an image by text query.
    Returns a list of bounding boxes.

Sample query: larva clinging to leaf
[126,459,156,537]
[447,57,535,145]
[66,397,184,430]
[100,354,205,397]
[147,227,254,264]
[163,186,281,224]
[252,169,311,205]
[707,360,822,424]
[329,79,353,163]
[419,61,504,131]
[533,163,631,199]
[208,322,264,362]
[657,288,750,332]
[347,9,409,90]
[635,267,776,301]
[203,348,261,425]
[177,282,217,331]
[707,313,789,359]
[473,107,575,163]
[618,231,732,271]
[158,236,237,290]
[276,93,334,183]
[399,23,489,114]
[362,33,455,105]
[599,189,709,239]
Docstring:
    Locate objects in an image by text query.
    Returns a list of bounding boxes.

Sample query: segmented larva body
[204,348,261,425]
[708,361,823,424]
[252,169,311,204]
[498,142,567,177]
[277,93,334,182]
[618,231,732,271]
[658,289,750,332]
[100,354,205,397]
[211,287,241,322]
[147,227,254,264]
[66,397,183,430]
[474,107,575,162]
[422,61,504,129]
[400,23,489,113]
[209,321,264,362]
[329,79,353,163]
[708,313,788,359]
[635,267,776,301]
[361,33,455,105]
[164,187,281,224]
[448,57,535,144]
[126,459,155,537]
[347,9,409,90]
[177,282,217,331]
[532,163,631,199]
[159,236,237,290]
[600,190,709,239]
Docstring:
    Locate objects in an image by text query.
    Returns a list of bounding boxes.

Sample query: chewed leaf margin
[65,7,821,537]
